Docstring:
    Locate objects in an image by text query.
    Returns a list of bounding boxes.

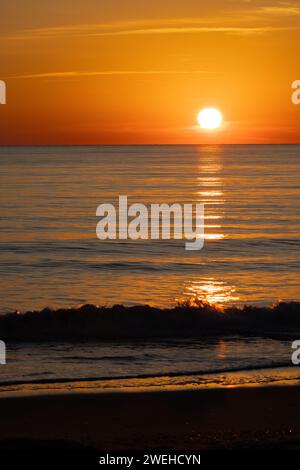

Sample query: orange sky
[0,0,299,144]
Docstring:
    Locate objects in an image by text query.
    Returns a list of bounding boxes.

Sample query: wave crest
[1,301,300,341]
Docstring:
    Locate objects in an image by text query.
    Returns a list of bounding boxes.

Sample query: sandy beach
[0,384,299,450]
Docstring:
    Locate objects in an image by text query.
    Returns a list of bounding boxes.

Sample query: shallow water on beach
[0,368,300,397]
[1,366,300,397]
[0,144,300,312]
[0,336,299,393]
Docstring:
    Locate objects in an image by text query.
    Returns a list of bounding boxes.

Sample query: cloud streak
[8,70,215,79]
[260,5,300,16]
[91,25,299,37]
[3,15,299,42]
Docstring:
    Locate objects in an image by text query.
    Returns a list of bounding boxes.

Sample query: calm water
[0,145,299,312]
[0,337,299,394]
[0,145,300,391]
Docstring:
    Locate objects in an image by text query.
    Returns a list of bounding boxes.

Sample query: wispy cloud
[260,5,300,16]
[90,25,298,37]
[3,16,299,42]
[8,70,215,80]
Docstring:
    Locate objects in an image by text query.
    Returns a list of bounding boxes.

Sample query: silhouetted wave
[1,301,300,341]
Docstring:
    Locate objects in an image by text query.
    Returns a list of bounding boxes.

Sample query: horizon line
[0,143,300,147]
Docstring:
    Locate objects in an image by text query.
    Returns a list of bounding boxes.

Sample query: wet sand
[0,385,299,450]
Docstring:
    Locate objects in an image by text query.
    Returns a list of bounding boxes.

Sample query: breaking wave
[1,300,300,341]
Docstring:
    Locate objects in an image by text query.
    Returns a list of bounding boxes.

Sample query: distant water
[0,145,299,312]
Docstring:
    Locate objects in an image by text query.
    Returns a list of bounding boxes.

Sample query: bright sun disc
[197,108,223,130]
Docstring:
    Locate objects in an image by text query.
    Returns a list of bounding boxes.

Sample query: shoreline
[0,365,300,398]
[0,384,299,450]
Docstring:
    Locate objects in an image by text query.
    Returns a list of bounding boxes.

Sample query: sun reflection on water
[196,146,225,242]
[184,278,240,305]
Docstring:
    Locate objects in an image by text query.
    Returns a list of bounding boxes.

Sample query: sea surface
[0,145,300,392]
[0,337,300,395]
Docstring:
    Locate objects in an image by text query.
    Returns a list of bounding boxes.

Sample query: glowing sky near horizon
[0,0,299,144]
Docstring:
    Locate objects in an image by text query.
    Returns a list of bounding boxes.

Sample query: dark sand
[0,385,299,450]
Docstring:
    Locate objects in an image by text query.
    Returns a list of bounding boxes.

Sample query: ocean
[0,144,299,392]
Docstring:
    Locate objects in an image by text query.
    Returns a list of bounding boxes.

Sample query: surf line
[96,195,205,251]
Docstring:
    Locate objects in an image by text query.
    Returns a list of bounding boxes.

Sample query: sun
[197,108,223,130]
